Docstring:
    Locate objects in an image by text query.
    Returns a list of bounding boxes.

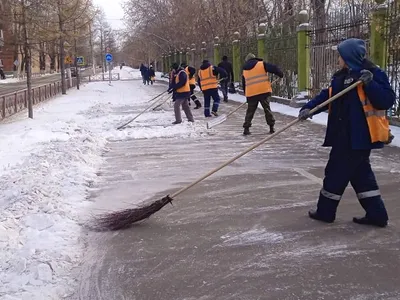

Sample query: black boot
[243,127,251,135]
[308,210,334,223]
[353,216,387,228]
[212,111,218,117]
[269,125,275,134]
[172,120,182,125]
[194,100,202,109]
[223,96,228,102]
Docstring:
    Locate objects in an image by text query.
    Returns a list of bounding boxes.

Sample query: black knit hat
[171,62,179,70]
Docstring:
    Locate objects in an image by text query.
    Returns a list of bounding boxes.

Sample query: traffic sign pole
[105,53,113,85]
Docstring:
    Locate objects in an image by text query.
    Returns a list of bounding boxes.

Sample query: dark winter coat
[186,66,196,80]
[140,64,147,76]
[197,61,227,90]
[148,68,155,77]
[241,58,284,100]
[169,67,191,99]
[218,60,234,82]
[301,59,395,150]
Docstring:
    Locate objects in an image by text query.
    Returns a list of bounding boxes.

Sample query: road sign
[105,53,113,63]
[65,56,72,64]
[76,56,85,66]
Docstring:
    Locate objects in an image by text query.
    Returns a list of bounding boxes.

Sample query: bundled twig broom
[91,81,363,231]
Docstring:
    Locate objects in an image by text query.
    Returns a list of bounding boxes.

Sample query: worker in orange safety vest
[242,53,283,135]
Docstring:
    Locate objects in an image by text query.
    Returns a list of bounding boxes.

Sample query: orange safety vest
[175,70,190,93]
[185,66,196,85]
[328,86,389,143]
[198,66,218,90]
[242,61,272,97]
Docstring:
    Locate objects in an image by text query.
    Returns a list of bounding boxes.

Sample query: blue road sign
[76,56,84,66]
[105,53,113,62]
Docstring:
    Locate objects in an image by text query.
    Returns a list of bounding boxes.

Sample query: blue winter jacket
[301,60,395,150]
[169,67,190,99]
[197,61,228,91]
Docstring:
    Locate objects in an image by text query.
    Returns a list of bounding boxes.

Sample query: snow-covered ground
[0,73,208,299]
[0,73,60,84]
[227,92,400,148]
[1,65,399,299]
[0,78,21,84]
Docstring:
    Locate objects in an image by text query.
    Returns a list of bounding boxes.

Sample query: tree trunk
[22,0,33,118]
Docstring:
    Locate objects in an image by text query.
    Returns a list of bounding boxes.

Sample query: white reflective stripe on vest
[320,188,342,201]
[246,73,269,82]
[246,78,270,87]
[365,110,386,117]
[360,99,369,106]
[357,190,381,199]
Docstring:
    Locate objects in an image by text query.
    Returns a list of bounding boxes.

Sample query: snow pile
[228,92,400,148]
[0,80,205,299]
[111,66,142,80]
[0,78,21,84]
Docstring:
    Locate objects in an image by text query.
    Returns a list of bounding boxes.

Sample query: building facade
[0,0,15,72]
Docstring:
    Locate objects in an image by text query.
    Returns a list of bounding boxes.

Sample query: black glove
[360,69,373,85]
[298,108,313,121]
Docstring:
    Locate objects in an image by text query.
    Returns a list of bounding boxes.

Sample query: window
[0,29,4,47]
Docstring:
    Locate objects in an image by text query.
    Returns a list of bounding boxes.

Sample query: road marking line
[294,168,323,185]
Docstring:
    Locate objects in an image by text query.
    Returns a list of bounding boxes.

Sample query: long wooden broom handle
[170,80,362,198]
[147,90,169,103]
[117,93,170,130]
[226,78,281,118]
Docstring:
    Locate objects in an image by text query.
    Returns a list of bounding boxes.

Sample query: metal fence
[0,78,77,120]
[309,5,371,96]
[266,34,298,98]
[385,0,400,121]
[81,73,121,82]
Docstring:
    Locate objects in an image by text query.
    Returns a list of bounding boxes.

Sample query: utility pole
[74,19,79,90]
[21,0,33,118]
[89,22,95,75]
[58,0,67,94]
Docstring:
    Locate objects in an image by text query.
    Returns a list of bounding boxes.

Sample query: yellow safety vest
[185,66,196,85]
[328,86,390,143]
[175,70,190,93]
[198,66,218,90]
[243,61,272,97]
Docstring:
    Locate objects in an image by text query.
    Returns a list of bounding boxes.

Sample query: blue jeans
[203,89,220,117]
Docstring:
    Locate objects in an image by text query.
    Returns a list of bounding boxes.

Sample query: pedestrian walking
[197,59,227,117]
[181,62,202,109]
[298,38,395,227]
[242,53,283,135]
[140,63,148,85]
[168,63,194,124]
[218,55,234,102]
[148,65,155,85]
[0,59,5,80]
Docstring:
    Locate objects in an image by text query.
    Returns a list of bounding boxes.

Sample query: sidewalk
[79,76,400,300]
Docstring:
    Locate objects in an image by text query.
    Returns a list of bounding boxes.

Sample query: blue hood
[337,38,366,71]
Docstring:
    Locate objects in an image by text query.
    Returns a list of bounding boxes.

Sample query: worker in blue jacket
[298,38,395,228]
[197,60,228,117]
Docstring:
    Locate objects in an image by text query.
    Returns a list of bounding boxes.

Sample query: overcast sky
[93,0,125,30]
